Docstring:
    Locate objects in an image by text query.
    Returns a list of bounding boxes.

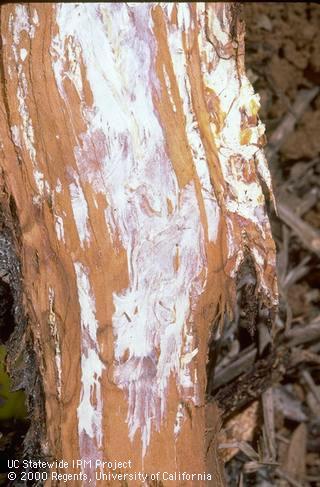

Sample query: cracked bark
[0,3,277,486]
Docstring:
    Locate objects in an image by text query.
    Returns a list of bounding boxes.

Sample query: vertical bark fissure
[0,5,48,461]
[0,195,47,468]
[0,15,24,169]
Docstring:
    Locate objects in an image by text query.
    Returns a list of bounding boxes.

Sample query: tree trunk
[0,3,277,486]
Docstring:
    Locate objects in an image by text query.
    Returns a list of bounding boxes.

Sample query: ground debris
[212,4,320,485]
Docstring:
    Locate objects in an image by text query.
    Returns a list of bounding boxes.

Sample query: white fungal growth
[16,70,36,161]
[198,10,264,148]
[10,5,35,44]
[52,2,276,456]
[206,5,229,45]
[53,3,207,456]
[166,17,221,243]
[55,179,62,193]
[10,125,21,147]
[197,3,274,290]
[255,149,275,206]
[74,262,104,458]
[9,6,46,197]
[53,180,65,242]
[54,215,65,242]
[20,48,28,61]
[174,403,185,436]
[33,170,45,194]
[163,66,177,113]
[48,288,62,399]
[65,38,84,98]
[176,3,191,32]
[32,9,39,27]
[69,174,91,248]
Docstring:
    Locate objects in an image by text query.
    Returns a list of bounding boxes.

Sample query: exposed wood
[0,3,277,485]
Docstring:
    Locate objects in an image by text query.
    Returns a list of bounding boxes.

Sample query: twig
[265,87,320,161]
[275,468,304,487]
[285,318,320,346]
[282,256,311,291]
[277,225,290,284]
[211,346,257,391]
[262,388,276,461]
[300,370,320,406]
[276,433,290,444]
[258,322,272,355]
[296,188,319,217]
[277,200,320,257]
[218,441,259,461]
[214,347,290,419]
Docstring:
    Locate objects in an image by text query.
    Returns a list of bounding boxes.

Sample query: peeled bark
[0,3,277,485]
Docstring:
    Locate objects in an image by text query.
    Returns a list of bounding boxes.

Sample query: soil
[245,3,320,163]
